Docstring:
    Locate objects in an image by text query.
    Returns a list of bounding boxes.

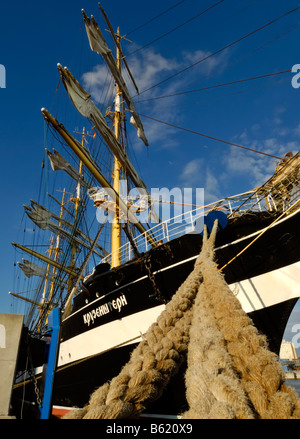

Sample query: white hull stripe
[58,304,165,367]
[231,261,300,313]
[63,210,299,321]
[58,261,300,367]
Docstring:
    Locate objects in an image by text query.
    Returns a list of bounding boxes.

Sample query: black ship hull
[12,209,300,418]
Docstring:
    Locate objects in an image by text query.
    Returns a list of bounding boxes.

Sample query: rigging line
[220,198,300,272]
[138,5,300,96]
[127,0,226,57]
[51,188,100,307]
[125,0,187,36]
[140,113,282,160]
[137,69,291,102]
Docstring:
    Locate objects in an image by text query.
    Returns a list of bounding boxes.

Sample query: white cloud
[81,48,182,150]
[82,46,229,104]
[179,159,221,203]
[81,47,180,105]
[293,124,300,137]
[124,48,180,94]
[82,64,114,104]
[81,45,230,151]
[272,106,287,127]
[179,158,203,186]
[204,168,222,203]
[223,127,300,190]
[181,48,229,77]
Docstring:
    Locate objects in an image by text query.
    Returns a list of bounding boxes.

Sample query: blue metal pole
[39,308,60,419]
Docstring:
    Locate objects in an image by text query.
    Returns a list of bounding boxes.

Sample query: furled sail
[24,203,51,230]
[82,10,148,146]
[57,65,159,223]
[17,259,67,288]
[42,108,158,246]
[47,148,91,189]
[57,64,148,191]
[29,200,107,255]
[18,259,48,278]
[24,203,105,258]
[12,241,78,278]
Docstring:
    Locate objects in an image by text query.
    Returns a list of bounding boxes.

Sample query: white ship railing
[100,155,300,266]
[100,189,279,266]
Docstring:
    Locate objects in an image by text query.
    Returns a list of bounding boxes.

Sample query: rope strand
[63,219,300,419]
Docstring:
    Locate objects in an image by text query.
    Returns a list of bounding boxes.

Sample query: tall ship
[10,4,300,419]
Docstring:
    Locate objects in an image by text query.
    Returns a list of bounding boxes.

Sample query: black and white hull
[13,208,300,417]
[9,3,300,418]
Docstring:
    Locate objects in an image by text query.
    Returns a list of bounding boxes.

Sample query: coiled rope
[64,220,300,419]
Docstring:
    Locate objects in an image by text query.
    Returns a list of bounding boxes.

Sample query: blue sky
[0,0,300,347]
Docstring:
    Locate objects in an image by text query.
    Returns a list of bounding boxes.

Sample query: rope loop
[64,220,300,419]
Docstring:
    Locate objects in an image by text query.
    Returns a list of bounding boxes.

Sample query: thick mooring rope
[63,224,217,419]
[182,244,300,419]
[64,220,300,419]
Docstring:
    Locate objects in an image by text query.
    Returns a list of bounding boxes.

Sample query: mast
[40,6,157,276]
[11,5,161,329]
[12,242,78,277]
[25,200,105,257]
[41,109,157,247]
[38,236,55,331]
[48,189,65,302]
[67,129,87,292]
[11,190,76,331]
[111,27,122,268]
